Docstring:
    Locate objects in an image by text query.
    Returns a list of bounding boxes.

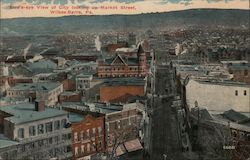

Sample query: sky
[0,0,249,18]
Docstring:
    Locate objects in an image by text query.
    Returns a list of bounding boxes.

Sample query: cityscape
[0,7,250,160]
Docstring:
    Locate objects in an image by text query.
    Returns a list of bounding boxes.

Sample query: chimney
[35,100,45,112]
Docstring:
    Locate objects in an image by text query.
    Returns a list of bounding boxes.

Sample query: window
[80,131,84,141]
[54,120,60,130]
[107,124,109,132]
[62,134,67,140]
[61,119,67,128]
[98,141,102,149]
[48,137,53,144]
[92,142,96,151]
[55,136,59,144]
[86,129,90,138]
[235,90,238,96]
[29,126,36,136]
[45,122,53,133]
[244,70,248,76]
[244,90,247,96]
[66,145,72,153]
[68,133,72,140]
[98,127,102,136]
[81,145,85,153]
[38,140,44,147]
[18,128,24,138]
[92,128,96,137]
[117,121,121,129]
[74,132,78,142]
[75,147,78,156]
[87,143,90,152]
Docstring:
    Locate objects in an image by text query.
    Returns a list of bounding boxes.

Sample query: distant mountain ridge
[0,9,249,35]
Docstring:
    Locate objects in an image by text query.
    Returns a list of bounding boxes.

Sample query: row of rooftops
[0,99,141,126]
[0,101,138,149]
[191,108,250,133]
[8,82,62,91]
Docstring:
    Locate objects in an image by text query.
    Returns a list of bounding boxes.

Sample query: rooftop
[68,112,84,123]
[0,134,19,149]
[9,82,62,91]
[76,73,93,78]
[102,78,145,87]
[60,91,80,96]
[94,102,123,114]
[194,79,250,87]
[223,109,248,122]
[0,103,67,124]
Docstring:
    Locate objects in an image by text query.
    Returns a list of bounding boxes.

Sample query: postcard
[0,0,249,160]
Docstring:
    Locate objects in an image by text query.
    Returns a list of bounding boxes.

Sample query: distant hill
[0,9,249,35]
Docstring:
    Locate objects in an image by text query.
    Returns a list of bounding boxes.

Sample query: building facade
[69,111,105,160]
[97,45,147,78]
[0,102,72,160]
[76,74,93,92]
[6,82,63,106]
[186,79,250,112]
[105,107,144,149]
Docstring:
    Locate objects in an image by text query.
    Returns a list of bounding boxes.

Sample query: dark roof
[223,109,248,122]
[102,78,145,86]
[137,45,144,54]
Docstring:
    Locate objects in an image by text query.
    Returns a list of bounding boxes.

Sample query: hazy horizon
[0,0,249,19]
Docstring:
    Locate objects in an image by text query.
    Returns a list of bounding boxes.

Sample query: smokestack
[95,35,102,51]
[35,100,45,112]
[23,43,32,60]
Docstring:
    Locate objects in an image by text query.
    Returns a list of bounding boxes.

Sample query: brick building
[67,109,105,160]
[97,45,147,78]
[100,78,146,103]
[105,103,145,157]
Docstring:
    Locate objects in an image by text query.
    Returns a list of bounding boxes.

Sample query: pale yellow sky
[0,0,249,19]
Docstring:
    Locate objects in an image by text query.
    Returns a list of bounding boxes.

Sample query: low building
[6,82,63,106]
[100,78,146,103]
[186,78,250,112]
[59,91,82,103]
[0,102,72,160]
[76,74,93,92]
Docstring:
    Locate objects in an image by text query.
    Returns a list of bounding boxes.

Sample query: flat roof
[0,103,67,124]
[0,134,19,149]
[60,91,80,96]
[102,78,145,87]
[68,112,84,123]
[9,82,61,91]
[194,79,250,88]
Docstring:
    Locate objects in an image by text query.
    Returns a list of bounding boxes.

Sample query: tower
[137,45,147,77]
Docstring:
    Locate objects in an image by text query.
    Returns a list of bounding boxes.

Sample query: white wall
[13,115,68,140]
[186,79,250,112]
